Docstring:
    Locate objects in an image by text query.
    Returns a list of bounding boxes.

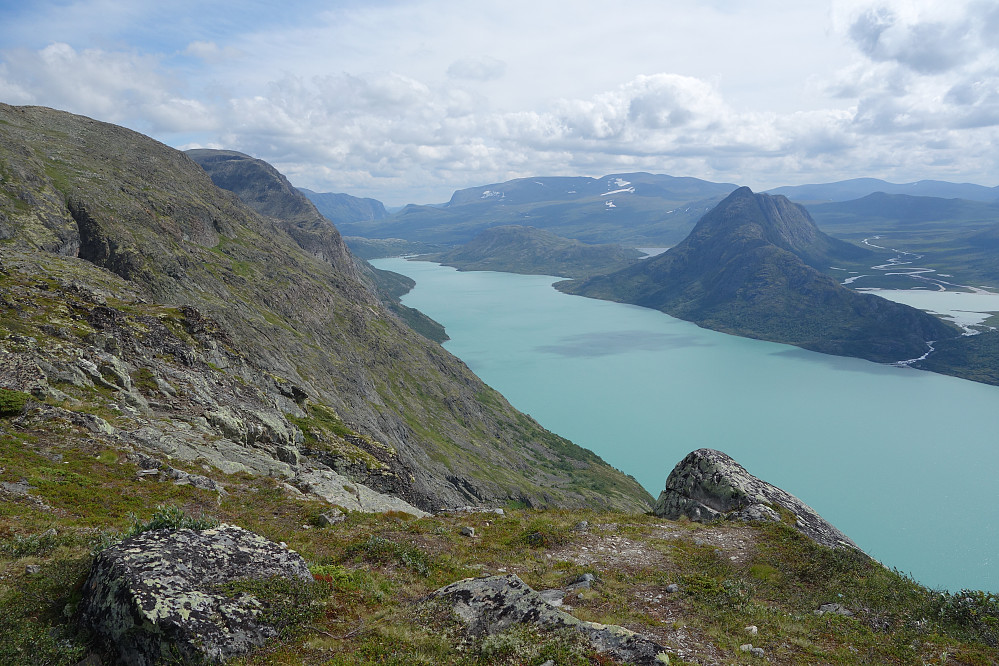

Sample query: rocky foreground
[0,448,984,665]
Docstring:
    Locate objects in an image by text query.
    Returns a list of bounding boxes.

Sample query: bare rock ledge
[431,573,671,665]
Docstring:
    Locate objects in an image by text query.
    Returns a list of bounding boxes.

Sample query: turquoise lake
[371,257,999,593]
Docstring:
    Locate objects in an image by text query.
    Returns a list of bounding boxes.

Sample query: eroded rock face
[654,448,859,550]
[77,524,312,665]
[431,574,670,665]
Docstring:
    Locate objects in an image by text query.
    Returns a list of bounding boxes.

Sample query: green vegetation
[121,503,220,538]
[6,466,999,666]
[0,388,31,417]
[286,403,390,470]
[915,331,999,385]
[424,225,644,279]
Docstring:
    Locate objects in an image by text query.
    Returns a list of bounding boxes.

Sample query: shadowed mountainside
[560,187,958,363]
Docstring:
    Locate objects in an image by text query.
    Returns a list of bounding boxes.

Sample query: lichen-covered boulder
[77,524,313,665]
[655,448,860,550]
[431,574,671,665]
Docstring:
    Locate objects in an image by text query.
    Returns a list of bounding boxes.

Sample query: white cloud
[183,40,243,63]
[446,56,506,81]
[0,43,217,133]
[2,1,999,204]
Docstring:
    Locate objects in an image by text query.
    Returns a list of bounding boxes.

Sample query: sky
[1,0,998,206]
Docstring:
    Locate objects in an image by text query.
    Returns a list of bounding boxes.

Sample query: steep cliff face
[0,104,652,513]
[561,187,957,363]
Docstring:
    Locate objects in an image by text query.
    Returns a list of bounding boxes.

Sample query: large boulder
[77,524,313,665]
[431,574,671,665]
[654,448,859,550]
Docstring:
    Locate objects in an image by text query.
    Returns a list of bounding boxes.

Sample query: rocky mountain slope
[0,103,651,513]
[185,149,450,344]
[427,225,644,278]
[560,187,958,363]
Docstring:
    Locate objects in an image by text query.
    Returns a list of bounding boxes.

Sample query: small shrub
[518,517,573,550]
[126,504,219,537]
[88,505,221,551]
[935,589,999,647]
[129,367,158,393]
[0,388,31,417]
[719,578,754,609]
[0,528,62,558]
[219,575,335,639]
[344,535,433,577]
[679,572,723,598]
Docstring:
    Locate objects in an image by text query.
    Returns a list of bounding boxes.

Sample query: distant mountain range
[327,173,999,253]
[336,173,738,246]
[806,192,999,232]
[298,188,388,224]
[559,188,958,364]
[767,178,999,203]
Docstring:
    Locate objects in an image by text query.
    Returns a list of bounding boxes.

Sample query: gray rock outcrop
[431,574,671,665]
[77,524,313,665]
[654,448,859,550]
[292,468,428,517]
